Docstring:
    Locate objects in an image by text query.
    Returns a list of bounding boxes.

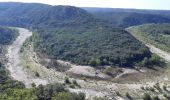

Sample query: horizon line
[1,1,170,11]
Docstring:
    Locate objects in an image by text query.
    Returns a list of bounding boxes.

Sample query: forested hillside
[0,2,92,27]
[0,2,169,100]
[0,27,18,45]
[127,23,170,52]
[0,2,152,67]
[83,7,170,27]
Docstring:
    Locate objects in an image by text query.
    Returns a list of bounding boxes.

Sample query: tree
[52,92,85,100]
[36,84,45,99]
[52,92,72,100]
[64,77,70,84]
[152,96,160,100]
[35,72,40,77]
[89,58,101,67]
[143,93,152,100]
[141,57,149,66]
[150,54,160,64]
[73,80,78,86]
[0,69,8,84]
[126,92,132,99]
[31,83,36,88]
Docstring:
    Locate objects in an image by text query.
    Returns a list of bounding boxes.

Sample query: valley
[0,2,170,100]
[5,27,170,99]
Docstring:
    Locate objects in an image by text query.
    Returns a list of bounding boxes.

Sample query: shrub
[126,92,132,99]
[69,84,75,89]
[52,92,85,100]
[73,80,78,86]
[163,94,170,99]
[35,72,40,77]
[115,91,121,96]
[149,87,155,92]
[154,83,162,92]
[36,83,66,100]
[93,97,108,100]
[64,77,70,84]
[31,83,36,88]
[141,86,145,90]
[163,85,167,91]
[143,93,152,100]
[152,95,160,100]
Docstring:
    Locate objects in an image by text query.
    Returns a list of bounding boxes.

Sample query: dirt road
[6,28,48,87]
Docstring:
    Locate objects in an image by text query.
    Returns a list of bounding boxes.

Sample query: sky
[0,0,170,10]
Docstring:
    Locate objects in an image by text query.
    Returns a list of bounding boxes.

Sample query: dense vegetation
[0,66,84,100]
[0,78,85,100]
[127,23,170,53]
[0,26,18,45]
[83,7,170,27]
[32,25,151,67]
[0,3,168,100]
[0,2,152,67]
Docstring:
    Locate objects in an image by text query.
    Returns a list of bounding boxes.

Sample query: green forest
[32,25,150,67]
[0,3,169,67]
[0,2,169,100]
[0,27,18,45]
[0,2,153,67]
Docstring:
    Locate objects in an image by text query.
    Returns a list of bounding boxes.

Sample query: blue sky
[0,0,170,10]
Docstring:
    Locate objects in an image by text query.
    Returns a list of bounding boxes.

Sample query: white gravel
[146,44,170,63]
[6,28,48,88]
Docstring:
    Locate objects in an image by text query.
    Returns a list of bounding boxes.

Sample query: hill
[0,2,151,67]
[83,7,170,27]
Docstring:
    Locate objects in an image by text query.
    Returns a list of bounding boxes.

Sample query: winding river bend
[5,27,170,99]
